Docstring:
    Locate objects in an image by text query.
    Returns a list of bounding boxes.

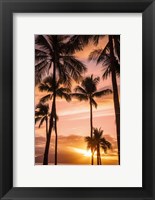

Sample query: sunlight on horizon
[72,147,92,157]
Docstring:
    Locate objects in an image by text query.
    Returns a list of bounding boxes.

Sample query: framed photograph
[0,0,154,199]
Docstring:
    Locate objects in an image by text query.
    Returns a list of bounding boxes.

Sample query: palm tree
[38,75,71,165]
[93,128,111,165]
[72,75,112,165]
[35,35,86,165]
[88,35,120,164]
[35,102,49,139]
[35,102,50,164]
[85,128,111,165]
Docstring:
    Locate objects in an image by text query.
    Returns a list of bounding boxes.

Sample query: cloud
[35,134,118,165]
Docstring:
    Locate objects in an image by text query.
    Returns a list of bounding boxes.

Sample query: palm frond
[35,49,47,57]
[113,35,120,61]
[35,102,49,116]
[93,89,112,98]
[92,35,100,45]
[57,87,71,94]
[74,86,87,94]
[102,57,120,80]
[35,35,52,53]
[57,92,71,102]
[93,127,103,138]
[71,93,88,102]
[35,56,48,66]
[35,110,42,116]
[65,35,102,54]
[57,62,72,88]
[35,102,42,109]
[35,59,49,72]
[88,49,102,62]
[35,61,51,85]
[85,136,92,149]
[68,35,104,53]
[63,35,84,54]
[63,56,87,82]
[102,66,111,80]
[35,116,42,124]
[40,94,52,103]
[44,35,54,51]
[56,87,71,102]
[92,75,100,85]
[97,44,110,65]
[81,75,99,94]
[101,145,108,153]
[91,98,97,108]
[58,35,71,42]
[38,83,51,92]
[85,136,96,150]
[39,116,46,128]
[42,75,53,85]
[101,138,112,153]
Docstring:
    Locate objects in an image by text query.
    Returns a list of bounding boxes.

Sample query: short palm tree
[72,75,112,165]
[35,102,50,164]
[93,128,111,165]
[85,128,111,165]
[35,102,50,139]
[39,75,71,165]
[35,35,86,165]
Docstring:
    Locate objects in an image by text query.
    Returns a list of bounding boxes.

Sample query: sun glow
[84,150,92,157]
[72,148,92,157]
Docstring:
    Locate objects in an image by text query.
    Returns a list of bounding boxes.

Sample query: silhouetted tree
[35,35,86,164]
[38,75,71,165]
[93,128,111,165]
[72,75,112,165]
[35,102,50,164]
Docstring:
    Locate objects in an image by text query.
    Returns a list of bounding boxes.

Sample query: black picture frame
[0,0,155,199]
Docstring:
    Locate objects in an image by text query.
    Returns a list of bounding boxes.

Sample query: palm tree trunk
[45,116,48,140]
[54,104,58,165]
[92,151,94,165]
[109,35,120,165]
[100,156,102,165]
[90,99,93,165]
[43,50,57,165]
[43,98,55,165]
[97,145,100,165]
[98,146,101,165]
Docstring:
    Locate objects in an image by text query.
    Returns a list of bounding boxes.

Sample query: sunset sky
[35,35,119,165]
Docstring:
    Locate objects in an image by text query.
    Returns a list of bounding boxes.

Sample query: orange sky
[35,36,120,165]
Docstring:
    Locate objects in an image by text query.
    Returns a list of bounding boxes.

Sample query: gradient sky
[35,35,120,165]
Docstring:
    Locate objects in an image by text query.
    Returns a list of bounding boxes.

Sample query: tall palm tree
[72,75,112,165]
[88,35,120,164]
[35,35,86,165]
[38,75,71,165]
[93,128,111,165]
